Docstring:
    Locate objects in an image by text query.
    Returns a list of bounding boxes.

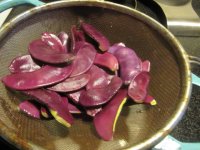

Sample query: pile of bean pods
[1,22,156,141]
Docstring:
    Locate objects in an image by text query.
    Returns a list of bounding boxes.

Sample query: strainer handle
[154,135,200,150]
[188,56,200,86]
[168,136,200,150]
[0,0,45,13]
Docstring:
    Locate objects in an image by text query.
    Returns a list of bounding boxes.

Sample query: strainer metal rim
[0,1,192,150]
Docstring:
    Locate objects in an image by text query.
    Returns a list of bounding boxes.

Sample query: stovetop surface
[0,0,200,149]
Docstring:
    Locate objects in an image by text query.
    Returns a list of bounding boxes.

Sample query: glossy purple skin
[58,32,69,53]
[19,100,40,119]
[70,43,96,77]
[2,65,73,90]
[9,55,40,73]
[79,76,122,107]
[86,107,102,117]
[68,103,81,114]
[142,60,151,72]
[61,97,81,114]
[48,73,90,92]
[67,89,84,104]
[86,65,112,90]
[41,32,64,53]
[113,47,142,85]
[94,89,127,141]
[71,25,85,53]
[73,41,91,54]
[94,52,119,71]
[29,39,74,64]
[128,71,150,102]
[108,43,125,54]
[81,22,110,51]
[24,89,73,125]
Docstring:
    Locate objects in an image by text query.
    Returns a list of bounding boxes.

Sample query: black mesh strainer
[0,1,191,150]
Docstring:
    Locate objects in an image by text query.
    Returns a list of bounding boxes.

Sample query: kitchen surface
[0,0,200,149]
